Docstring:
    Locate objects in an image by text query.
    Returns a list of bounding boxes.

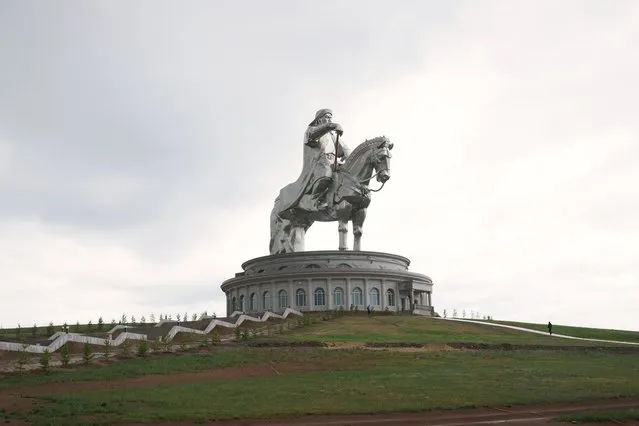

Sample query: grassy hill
[273,314,639,346]
[2,313,639,424]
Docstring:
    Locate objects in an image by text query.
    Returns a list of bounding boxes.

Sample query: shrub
[15,345,29,373]
[103,338,112,361]
[40,349,52,373]
[46,321,54,336]
[210,330,221,345]
[97,317,104,330]
[82,342,94,365]
[60,344,70,368]
[137,340,149,357]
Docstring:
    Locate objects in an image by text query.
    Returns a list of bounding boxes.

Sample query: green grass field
[6,348,639,425]
[2,314,639,425]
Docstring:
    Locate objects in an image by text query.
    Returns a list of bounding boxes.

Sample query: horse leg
[352,208,367,251]
[338,220,349,251]
[336,200,351,251]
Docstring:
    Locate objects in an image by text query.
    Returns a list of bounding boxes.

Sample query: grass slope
[4,315,639,424]
[274,315,626,346]
[484,319,639,343]
[9,349,639,425]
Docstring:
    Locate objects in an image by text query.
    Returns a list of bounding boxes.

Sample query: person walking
[547,321,553,335]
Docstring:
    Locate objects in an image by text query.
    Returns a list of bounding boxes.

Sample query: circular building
[220,250,434,316]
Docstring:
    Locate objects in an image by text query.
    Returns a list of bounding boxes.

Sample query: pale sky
[1,0,638,331]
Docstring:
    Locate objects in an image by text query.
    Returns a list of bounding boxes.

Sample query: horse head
[371,136,393,183]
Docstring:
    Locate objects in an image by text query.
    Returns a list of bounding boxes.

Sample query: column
[328,277,333,311]
[364,278,369,309]
[288,281,294,310]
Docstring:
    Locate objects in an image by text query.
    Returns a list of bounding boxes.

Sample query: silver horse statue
[270,136,393,254]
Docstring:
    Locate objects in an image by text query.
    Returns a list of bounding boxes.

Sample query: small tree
[121,314,127,324]
[47,321,54,336]
[60,344,70,368]
[82,342,94,365]
[462,310,466,319]
[184,312,188,322]
[111,318,117,325]
[176,314,181,322]
[16,324,21,340]
[74,321,80,332]
[62,322,68,333]
[103,338,112,362]
[131,315,136,324]
[191,313,197,321]
[97,317,104,330]
[137,340,149,357]
[40,349,52,373]
[452,309,458,318]
[210,330,220,345]
[87,320,93,331]
[443,309,447,318]
[31,323,38,338]
[150,313,156,323]
[140,316,146,325]
[15,344,29,373]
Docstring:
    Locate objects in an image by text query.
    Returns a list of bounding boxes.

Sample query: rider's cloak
[277,125,351,219]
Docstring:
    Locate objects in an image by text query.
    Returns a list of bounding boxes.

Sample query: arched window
[314,288,325,306]
[333,287,344,306]
[296,288,307,307]
[369,288,380,306]
[387,289,395,307]
[239,294,245,311]
[263,291,272,311]
[278,290,288,309]
[249,293,256,311]
[352,287,363,306]
[231,296,237,312]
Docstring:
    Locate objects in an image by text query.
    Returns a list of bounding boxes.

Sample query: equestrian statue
[269,108,393,254]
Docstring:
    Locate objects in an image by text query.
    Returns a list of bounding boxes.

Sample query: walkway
[439,317,639,346]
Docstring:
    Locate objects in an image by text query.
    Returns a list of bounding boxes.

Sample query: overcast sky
[1,0,637,331]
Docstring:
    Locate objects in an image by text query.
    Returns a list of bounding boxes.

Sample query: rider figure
[304,109,351,210]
